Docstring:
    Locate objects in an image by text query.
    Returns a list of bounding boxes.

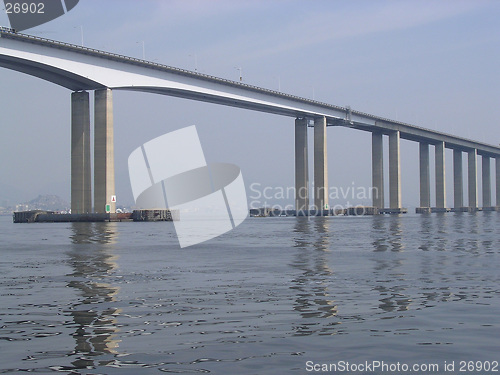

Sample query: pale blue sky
[1,0,499,208]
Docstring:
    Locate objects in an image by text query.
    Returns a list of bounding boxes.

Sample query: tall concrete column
[482,156,491,208]
[295,118,309,214]
[419,142,430,208]
[468,149,478,208]
[94,88,116,214]
[314,116,328,213]
[372,132,384,209]
[435,141,446,208]
[71,91,91,214]
[497,157,500,207]
[389,131,401,209]
[453,149,463,209]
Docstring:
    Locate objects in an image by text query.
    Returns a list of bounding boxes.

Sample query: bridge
[1,26,499,215]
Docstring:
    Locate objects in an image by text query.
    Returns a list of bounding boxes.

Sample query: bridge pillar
[389,131,402,209]
[497,157,500,207]
[71,91,92,214]
[482,156,491,208]
[435,141,446,209]
[453,149,463,209]
[468,149,478,209]
[94,88,116,214]
[419,142,430,209]
[372,132,384,209]
[314,116,328,214]
[295,118,309,215]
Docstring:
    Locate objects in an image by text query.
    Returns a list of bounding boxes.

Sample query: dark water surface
[0,213,499,374]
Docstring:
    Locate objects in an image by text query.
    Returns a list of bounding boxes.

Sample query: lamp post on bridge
[73,26,83,46]
[235,66,242,82]
[189,54,198,72]
[136,41,145,59]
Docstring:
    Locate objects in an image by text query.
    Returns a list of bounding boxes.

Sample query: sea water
[0,213,499,374]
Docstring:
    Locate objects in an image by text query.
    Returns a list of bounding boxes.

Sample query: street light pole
[189,54,198,72]
[235,66,242,82]
[136,41,145,59]
[74,26,83,46]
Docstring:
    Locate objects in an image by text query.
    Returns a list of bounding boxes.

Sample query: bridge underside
[0,55,104,90]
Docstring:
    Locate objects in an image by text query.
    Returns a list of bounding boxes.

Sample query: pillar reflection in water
[371,215,388,252]
[371,215,405,253]
[370,216,412,312]
[418,214,434,251]
[290,217,337,335]
[66,222,121,370]
[417,215,454,307]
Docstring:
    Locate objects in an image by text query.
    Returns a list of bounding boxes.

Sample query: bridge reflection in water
[65,222,121,370]
[288,214,488,336]
[370,216,412,313]
[291,217,338,336]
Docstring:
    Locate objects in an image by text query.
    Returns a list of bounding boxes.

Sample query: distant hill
[25,194,70,211]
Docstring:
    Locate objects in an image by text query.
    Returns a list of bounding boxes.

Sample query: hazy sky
[1,0,499,209]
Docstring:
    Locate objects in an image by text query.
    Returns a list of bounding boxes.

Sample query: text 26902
[459,361,498,372]
[5,2,45,14]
